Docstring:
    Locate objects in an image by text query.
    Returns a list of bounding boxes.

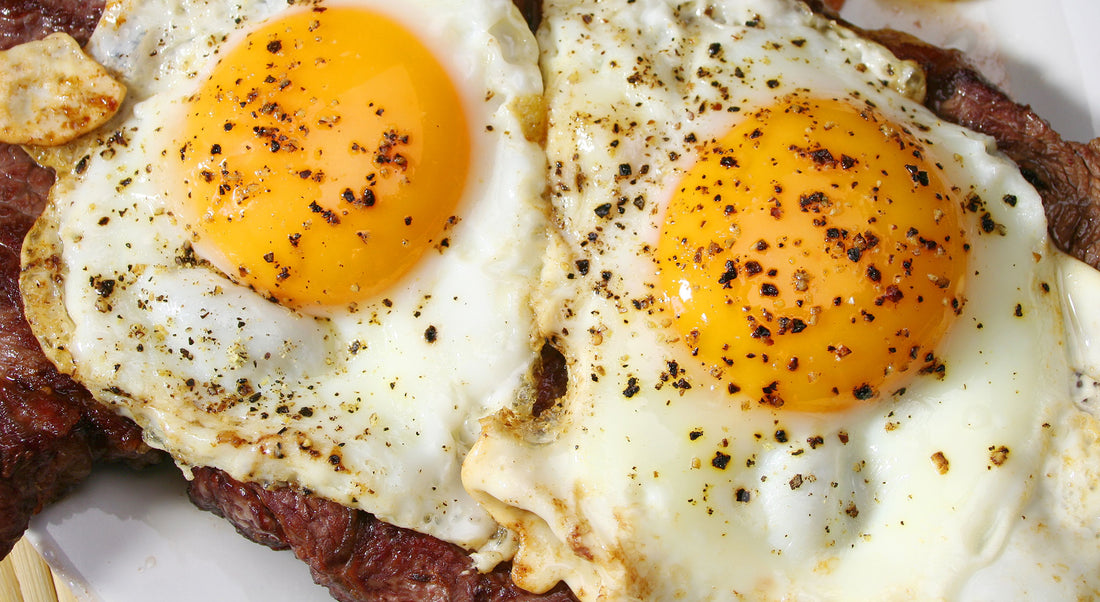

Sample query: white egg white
[462,0,1100,599]
[21,0,546,552]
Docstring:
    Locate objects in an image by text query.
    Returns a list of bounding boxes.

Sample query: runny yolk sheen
[657,96,967,413]
[174,7,469,310]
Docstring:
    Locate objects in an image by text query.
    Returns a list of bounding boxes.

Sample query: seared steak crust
[0,0,102,51]
[188,466,578,602]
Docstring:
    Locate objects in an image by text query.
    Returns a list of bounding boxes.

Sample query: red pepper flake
[760,283,779,297]
[874,285,903,306]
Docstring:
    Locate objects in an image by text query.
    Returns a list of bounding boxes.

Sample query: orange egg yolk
[657,96,967,412]
[174,7,470,310]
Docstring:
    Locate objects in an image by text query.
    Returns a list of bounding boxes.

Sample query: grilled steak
[188,466,578,602]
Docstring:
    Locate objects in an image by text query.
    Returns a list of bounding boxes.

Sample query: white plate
[26,1,1100,600]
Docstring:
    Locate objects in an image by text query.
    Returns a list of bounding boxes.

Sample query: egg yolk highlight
[174,7,469,309]
[657,97,967,412]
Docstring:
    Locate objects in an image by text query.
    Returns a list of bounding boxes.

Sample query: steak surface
[0,0,101,50]
[189,467,578,602]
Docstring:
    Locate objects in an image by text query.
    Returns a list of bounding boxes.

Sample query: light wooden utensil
[0,538,79,602]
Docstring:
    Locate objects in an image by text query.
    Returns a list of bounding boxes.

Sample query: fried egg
[463,0,1100,598]
[21,0,544,552]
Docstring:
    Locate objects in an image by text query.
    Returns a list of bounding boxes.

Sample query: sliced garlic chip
[0,32,125,146]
